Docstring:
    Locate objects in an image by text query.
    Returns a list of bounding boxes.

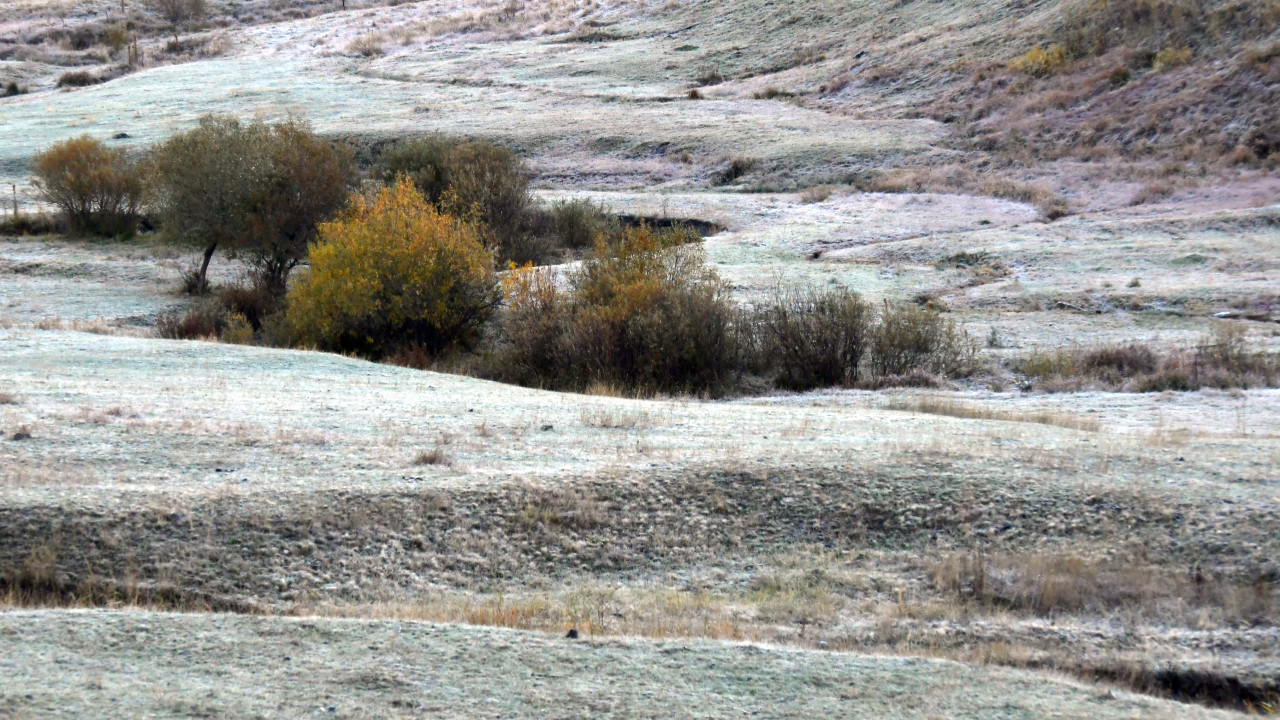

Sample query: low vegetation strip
[2,465,1273,611]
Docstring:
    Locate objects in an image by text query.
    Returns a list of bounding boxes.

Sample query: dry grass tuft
[517,486,604,531]
[579,405,651,430]
[929,551,1276,624]
[412,446,452,467]
[799,185,834,203]
[346,33,385,57]
[884,396,1100,432]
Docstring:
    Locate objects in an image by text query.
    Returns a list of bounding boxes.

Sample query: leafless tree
[147,0,206,43]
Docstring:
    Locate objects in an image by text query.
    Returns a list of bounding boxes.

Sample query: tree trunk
[198,242,217,292]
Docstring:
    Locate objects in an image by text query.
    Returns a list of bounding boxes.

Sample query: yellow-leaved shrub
[287,178,499,359]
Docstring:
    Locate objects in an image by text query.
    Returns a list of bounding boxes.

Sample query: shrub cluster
[30,136,143,237]
[1016,323,1277,392]
[490,227,972,396]
[56,71,100,88]
[756,287,870,390]
[493,224,736,394]
[24,118,977,398]
[374,137,619,266]
[375,137,546,264]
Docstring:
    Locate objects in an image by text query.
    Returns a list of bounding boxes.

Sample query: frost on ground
[0,610,1243,720]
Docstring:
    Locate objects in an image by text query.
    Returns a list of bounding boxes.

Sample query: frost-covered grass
[0,610,1244,720]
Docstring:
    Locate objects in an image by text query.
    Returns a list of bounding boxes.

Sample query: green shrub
[30,136,143,237]
[868,302,971,378]
[757,286,871,390]
[440,141,533,261]
[287,179,500,359]
[240,119,357,295]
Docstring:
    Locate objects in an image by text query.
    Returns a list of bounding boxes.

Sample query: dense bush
[156,298,227,340]
[550,197,613,250]
[150,115,272,291]
[56,71,99,88]
[287,179,500,359]
[757,286,871,390]
[373,136,454,205]
[217,275,280,332]
[868,301,972,378]
[150,115,356,294]
[494,224,740,395]
[375,137,540,264]
[441,141,531,239]
[30,136,143,237]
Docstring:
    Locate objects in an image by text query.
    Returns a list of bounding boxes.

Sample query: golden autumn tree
[287,178,500,359]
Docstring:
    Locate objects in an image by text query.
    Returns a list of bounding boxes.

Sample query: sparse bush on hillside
[757,286,871,390]
[716,156,759,185]
[1059,0,1279,59]
[287,178,500,359]
[1153,46,1193,71]
[492,224,739,395]
[31,136,143,237]
[695,65,724,86]
[346,33,385,57]
[1008,45,1068,77]
[150,114,356,294]
[3,80,28,96]
[146,0,207,42]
